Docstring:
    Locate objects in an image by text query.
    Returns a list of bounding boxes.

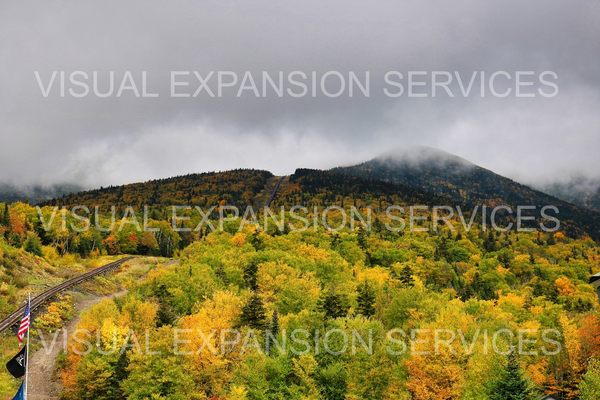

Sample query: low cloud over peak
[1,1,599,189]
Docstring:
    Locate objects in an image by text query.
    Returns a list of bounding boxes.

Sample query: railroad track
[265,176,285,208]
[0,256,133,333]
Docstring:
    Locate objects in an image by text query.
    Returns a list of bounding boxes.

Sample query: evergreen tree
[214,262,228,285]
[356,281,376,318]
[243,260,259,291]
[265,309,280,356]
[33,217,50,245]
[357,226,368,250]
[372,218,384,236]
[24,233,43,257]
[399,265,415,287]
[330,233,341,249]
[489,352,534,400]
[1,203,9,238]
[240,293,267,329]
[1,203,9,227]
[484,230,497,252]
[498,250,512,268]
[249,230,264,250]
[434,236,449,260]
[471,272,498,300]
[319,292,350,319]
[155,284,176,326]
[270,309,279,335]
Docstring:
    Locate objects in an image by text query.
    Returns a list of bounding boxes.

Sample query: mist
[1,0,599,190]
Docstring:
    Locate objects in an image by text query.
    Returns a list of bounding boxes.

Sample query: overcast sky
[1,0,599,189]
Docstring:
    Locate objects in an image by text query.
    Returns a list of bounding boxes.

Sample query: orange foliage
[555,276,576,296]
[554,231,566,241]
[579,314,600,362]
[9,212,26,236]
[406,355,464,400]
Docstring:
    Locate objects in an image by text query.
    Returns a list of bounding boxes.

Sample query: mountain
[44,169,276,209]
[272,168,451,208]
[42,147,600,240]
[332,146,542,206]
[539,176,600,212]
[0,183,83,204]
[331,146,600,239]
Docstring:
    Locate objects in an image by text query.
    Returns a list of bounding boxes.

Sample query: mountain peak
[374,145,474,169]
[366,146,476,178]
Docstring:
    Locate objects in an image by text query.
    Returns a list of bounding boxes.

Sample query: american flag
[17,303,30,346]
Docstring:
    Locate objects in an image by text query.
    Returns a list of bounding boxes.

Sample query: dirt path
[27,291,126,400]
[25,258,176,399]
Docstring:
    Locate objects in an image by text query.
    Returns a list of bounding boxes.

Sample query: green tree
[265,309,280,356]
[122,327,195,400]
[243,260,259,291]
[139,231,159,255]
[240,293,267,329]
[484,230,497,252]
[1,203,10,238]
[270,309,279,335]
[356,281,376,318]
[319,292,350,319]
[357,226,368,250]
[24,233,43,256]
[399,265,415,287]
[1,203,9,227]
[317,362,348,400]
[148,221,181,257]
[434,236,449,260]
[488,352,534,400]
[447,245,470,263]
[249,230,264,251]
[580,358,600,400]
[74,352,125,400]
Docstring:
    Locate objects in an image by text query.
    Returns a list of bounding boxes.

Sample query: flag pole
[24,293,30,400]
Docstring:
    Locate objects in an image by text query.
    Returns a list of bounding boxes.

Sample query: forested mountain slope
[45,169,273,209]
[56,226,600,400]
[38,147,600,240]
[541,177,600,213]
[332,147,600,240]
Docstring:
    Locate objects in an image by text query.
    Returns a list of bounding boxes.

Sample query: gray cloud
[0,0,599,188]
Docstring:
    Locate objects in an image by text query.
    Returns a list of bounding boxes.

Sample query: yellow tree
[178,290,244,397]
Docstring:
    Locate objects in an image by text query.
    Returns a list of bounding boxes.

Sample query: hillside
[331,146,600,240]
[56,224,600,400]
[45,169,274,209]
[37,147,600,241]
[541,177,600,213]
[272,168,451,209]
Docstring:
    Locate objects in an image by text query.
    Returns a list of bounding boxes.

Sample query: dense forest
[45,170,274,209]
[0,202,183,259]
[56,224,600,399]
[1,159,600,399]
[332,148,600,240]
[40,160,600,241]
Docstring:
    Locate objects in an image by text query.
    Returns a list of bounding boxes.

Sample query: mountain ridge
[36,147,600,240]
[331,147,600,239]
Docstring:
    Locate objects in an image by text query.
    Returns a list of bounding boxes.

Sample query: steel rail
[0,256,133,333]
